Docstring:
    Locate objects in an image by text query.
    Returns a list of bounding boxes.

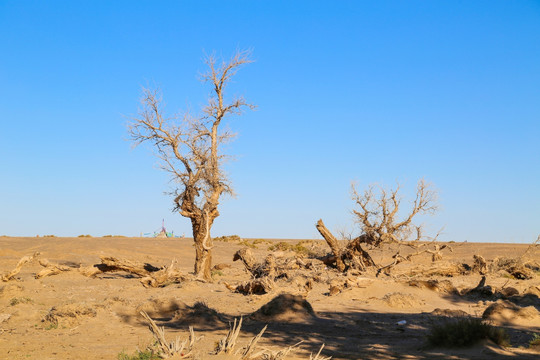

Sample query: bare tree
[128,51,255,280]
[351,179,438,247]
[316,179,444,274]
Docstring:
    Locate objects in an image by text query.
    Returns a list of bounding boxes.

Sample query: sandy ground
[0,236,539,360]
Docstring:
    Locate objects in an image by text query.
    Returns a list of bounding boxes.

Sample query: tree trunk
[316,219,345,272]
[192,215,213,281]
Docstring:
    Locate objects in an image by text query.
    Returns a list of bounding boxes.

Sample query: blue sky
[0,1,538,242]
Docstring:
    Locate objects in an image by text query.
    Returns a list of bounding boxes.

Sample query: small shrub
[214,235,241,242]
[530,333,540,348]
[117,349,160,360]
[268,241,310,255]
[44,322,58,330]
[78,234,92,237]
[43,235,56,238]
[427,318,509,347]
[211,269,224,278]
[252,238,271,245]
[9,297,33,306]
[238,239,257,248]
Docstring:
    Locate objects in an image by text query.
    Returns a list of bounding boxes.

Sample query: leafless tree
[351,179,438,247]
[128,51,255,280]
[316,179,444,274]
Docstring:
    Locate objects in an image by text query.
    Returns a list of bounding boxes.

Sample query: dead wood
[225,277,275,295]
[234,248,277,278]
[310,344,331,360]
[229,249,278,295]
[238,324,267,359]
[472,254,488,275]
[399,262,471,278]
[316,219,345,272]
[316,219,375,272]
[140,259,186,288]
[99,256,161,276]
[35,259,72,279]
[216,317,243,354]
[79,257,186,287]
[1,252,40,282]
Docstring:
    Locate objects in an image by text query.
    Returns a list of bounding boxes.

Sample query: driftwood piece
[1,252,40,282]
[99,256,161,276]
[140,260,186,288]
[79,256,185,288]
[35,259,72,279]
[316,219,345,272]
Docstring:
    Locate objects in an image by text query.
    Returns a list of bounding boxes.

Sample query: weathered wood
[345,236,376,270]
[140,260,186,288]
[233,248,258,275]
[1,252,40,282]
[229,249,277,295]
[99,256,161,276]
[35,259,71,279]
[224,277,275,295]
[316,219,345,272]
[79,256,185,288]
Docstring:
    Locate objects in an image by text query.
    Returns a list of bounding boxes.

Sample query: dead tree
[129,51,255,280]
[352,179,438,246]
[317,179,444,274]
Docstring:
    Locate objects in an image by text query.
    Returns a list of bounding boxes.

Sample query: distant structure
[144,219,176,238]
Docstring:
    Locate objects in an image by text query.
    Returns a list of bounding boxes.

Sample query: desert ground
[0,236,539,360]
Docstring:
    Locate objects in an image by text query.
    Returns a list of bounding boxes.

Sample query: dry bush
[351,179,438,246]
[214,235,242,242]
[427,318,509,348]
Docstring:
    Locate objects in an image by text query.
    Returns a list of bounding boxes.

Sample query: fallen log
[35,259,72,279]
[1,252,40,282]
[316,219,345,272]
[79,256,185,288]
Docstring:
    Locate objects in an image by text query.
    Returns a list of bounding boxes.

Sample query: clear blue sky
[1,1,538,242]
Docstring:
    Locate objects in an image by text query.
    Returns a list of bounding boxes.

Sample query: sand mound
[44,303,97,326]
[408,279,458,294]
[136,298,186,320]
[250,293,316,323]
[499,287,519,297]
[172,301,225,326]
[429,308,469,317]
[482,300,540,326]
[383,292,422,308]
